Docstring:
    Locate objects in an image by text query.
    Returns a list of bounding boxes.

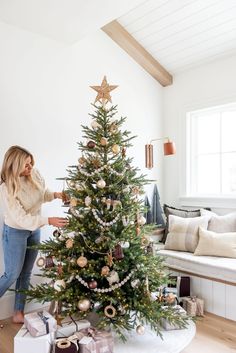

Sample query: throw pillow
[194,227,236,258]
[163,204,202,244]
[208,212,236,232]
[164,215,210,252]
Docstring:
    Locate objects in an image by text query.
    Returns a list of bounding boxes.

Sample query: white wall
[0,22,163,318]
[163,54,236,213]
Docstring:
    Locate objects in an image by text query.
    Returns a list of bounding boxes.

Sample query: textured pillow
[163,204,202,243]
[194,227,236,258]
[164,215,210,252]
[208,212,236,232]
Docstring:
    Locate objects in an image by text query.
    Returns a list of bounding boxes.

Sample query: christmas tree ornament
[45,256,55,268]
[101,266,110,276]
[91,120,101,129]
[131,279,140,288]
[122,147,126,157]
[106,198,112,210]
[122,216,130,226]
[87,140,96,148]
[100,137,108,146]
[112,144,120,154]
[97,179,106,188]
[136,325,145,335]
[109,122,118,134]
[136,226,141,235]
[113,244,124,260]
[85,196,92,207]
[70,198,77,207]
[106,251,113,267]
[57,264,63,275]
[118,305,126,315]
[104,305,116,318]
[66,238,74,249]
[53,229,61,237]
[132,186,140,195]
[106,270,119,286]
[75,182,83,191]
[119,241,130,248]
[78,156,86,165]
[138,216,147,225]
[90,76,118,107]
[77,298,91,311]
[36,257,45,267]
[88,279,98,289]
[67,180,75,188]
[54,279,66,291]
[141,236,150,247]
[77,256,88,268]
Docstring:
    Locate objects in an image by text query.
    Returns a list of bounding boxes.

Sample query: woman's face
[20,156,33,176]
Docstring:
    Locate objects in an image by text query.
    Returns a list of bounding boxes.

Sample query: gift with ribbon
[78,327,114,353]
[55,334,80,353]
[24,310,57,337]
[182,296,204,316]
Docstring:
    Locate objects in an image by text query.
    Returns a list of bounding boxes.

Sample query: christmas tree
[27,77,190,340]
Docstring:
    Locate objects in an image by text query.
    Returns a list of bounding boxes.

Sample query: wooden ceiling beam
[102,20,173,87]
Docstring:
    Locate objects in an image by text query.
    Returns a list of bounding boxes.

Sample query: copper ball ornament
[77,256,88,268]
[101,266,110,276]
[88,279,97,289]
[87,141,96,148]
[100,137,108,146]
[66,238,74,249]
[78,157,86,165]
[112,144,120,154]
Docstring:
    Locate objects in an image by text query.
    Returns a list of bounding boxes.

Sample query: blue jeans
[0,224,40,311]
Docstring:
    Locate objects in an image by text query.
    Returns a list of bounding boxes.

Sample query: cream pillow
[194,227,236,258]
[164,215,210,253]
[200,209,236,232]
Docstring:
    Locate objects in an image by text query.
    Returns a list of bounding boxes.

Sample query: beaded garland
[77,164,123,177]
[92,208,120,227]
[75,269,136,293]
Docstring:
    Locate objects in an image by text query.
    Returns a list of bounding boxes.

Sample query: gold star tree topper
[90,76,118,107]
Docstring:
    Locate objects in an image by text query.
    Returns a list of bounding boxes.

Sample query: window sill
[179,196,236,209]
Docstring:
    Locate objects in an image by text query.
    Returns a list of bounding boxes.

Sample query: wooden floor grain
[0,313,235,353]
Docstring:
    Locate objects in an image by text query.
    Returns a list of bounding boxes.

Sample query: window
[186,103,236,197]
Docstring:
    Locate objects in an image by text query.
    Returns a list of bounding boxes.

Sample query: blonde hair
[0,145,37,197]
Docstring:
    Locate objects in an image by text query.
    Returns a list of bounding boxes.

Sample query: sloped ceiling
[0,0,144,43]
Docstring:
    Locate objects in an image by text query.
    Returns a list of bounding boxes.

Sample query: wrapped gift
[161,305,186,330]
[182,296,204,316]
[54,334,79,353]
[24,310,57,337]
[78,327,114,353]
[14,325,54,353]
[56,317,91,338]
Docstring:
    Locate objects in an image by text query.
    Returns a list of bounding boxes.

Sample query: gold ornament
[101,266,110,276]
[100,137,108,146]
[97,179,106,188]
[66,238,74,249]
[112,144,120,154]
[54,279,66,292]
[109,122,118,134]
[77,256,88,268]
[104,305,116,318]
[78,298,91,311]
[136,325,145,335]
[138,216,146,225]
[92,158,101,168]
[90,76,118,107]
[70,198,77,207]
[78,157,86,165]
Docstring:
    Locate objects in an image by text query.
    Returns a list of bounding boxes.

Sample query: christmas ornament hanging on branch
[25,76,191,341]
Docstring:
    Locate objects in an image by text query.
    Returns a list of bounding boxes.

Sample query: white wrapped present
[14,325,54,353]
[24,310,57,337]
[56,317,91,338]
[161,305,186,330]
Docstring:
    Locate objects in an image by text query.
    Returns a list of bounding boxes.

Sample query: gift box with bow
[24,310,57,337]
[182,296,204,316]
[77,327,114,353]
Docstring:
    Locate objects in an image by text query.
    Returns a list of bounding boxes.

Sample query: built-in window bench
[157,249,236,321]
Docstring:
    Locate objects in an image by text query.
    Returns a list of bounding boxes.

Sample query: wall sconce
[145,137,176,169]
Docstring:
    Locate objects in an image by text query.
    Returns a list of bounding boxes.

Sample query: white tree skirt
[114,321,196,353]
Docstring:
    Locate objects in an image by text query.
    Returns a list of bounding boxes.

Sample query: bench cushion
[157,249,236,284]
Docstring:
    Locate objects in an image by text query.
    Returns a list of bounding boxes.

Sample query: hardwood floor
[0,313,235,353]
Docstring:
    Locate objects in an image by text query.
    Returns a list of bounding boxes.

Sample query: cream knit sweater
[0,168,54,231]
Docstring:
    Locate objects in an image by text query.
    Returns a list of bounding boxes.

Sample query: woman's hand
[54,192,63,199]
[48,217,69,227]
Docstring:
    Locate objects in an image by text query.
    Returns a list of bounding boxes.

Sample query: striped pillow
[164,215,210,253]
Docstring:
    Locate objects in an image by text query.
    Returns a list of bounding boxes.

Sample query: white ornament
[85,196,92,206]
[138,216,146,225]
[54,279,66,292]
[66,231,76,238]
[97,179,106,188]
[131,279,140,288]
[106,270,119,286]
[119,241,130,248]
[78,298,91,311]
[136,325,145,335]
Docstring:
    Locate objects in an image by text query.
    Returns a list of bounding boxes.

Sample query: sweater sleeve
[0,184,48,231]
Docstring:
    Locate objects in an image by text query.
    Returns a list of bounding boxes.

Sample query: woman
[0,145,68,323]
